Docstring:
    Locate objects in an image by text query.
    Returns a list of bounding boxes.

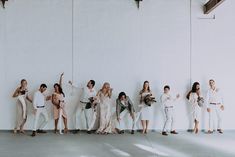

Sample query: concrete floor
[0,131,235,157]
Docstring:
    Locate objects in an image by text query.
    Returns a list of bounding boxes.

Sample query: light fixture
[135,0,143,9]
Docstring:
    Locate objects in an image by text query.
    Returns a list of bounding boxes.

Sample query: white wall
[191,0,235,130]
[0,0,234,130]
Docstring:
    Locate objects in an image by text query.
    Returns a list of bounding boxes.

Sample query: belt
[37,106,45,108]
[80,101,89,104]
[165,106,173,108]
[210,103,221,105]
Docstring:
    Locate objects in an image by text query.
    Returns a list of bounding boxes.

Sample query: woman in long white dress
[12,79,32,134]
[139,81,154,134]
[189,82,203,134]
[96,82,113,134]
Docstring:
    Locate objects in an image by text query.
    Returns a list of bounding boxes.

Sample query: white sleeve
[161,95,166,105]
[93,89,97,97]
[33,93,37,109]
[161,94,170,106]
[220,90,224,106]
[205,90,210,108]
[80,88,85,101]
[189,93,196,105]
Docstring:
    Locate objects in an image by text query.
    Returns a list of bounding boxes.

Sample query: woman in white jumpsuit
[12,79,32,134]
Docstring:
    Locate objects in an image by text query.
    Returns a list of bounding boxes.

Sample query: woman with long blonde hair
[12,79,32,134]
[96,82,113,134]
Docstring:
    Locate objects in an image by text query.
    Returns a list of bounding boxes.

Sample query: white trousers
[116,109,135,130]
[58,109,63,134]
[163,107,175,132]
[17,95,27,119]
[75,103,93,130]
[15,100,27,130]
[33,108,49,131]
[209,105,223,130]
[88,108,98,131]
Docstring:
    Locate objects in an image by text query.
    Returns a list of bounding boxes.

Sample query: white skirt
[140,105,151,120]
[192,105,201,122]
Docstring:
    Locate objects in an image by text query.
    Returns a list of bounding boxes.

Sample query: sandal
[64,128,68,134]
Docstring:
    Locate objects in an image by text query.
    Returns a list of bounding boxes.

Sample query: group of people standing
[12,74,224,137]
[187,80,224,135]
[13,73,68,136]
[71,80,156,135]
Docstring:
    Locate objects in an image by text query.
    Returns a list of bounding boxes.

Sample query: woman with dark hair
[12,79,32,134]
[139,81,155,134]
[116,92,135,134]
[189,82,203,134]
[52,73,68,134]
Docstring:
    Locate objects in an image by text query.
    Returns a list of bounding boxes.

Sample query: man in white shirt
[161,85,180,136]
[31,84,51,137]
[70,80,97,134]
[206,79,224,134]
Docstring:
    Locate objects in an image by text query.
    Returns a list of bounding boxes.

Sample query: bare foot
[54,129,58,134]
[13,129,18,134]
[144,130,148,134]
[19,130,25,134]
[142,129,146,134]
[64,128,68,134]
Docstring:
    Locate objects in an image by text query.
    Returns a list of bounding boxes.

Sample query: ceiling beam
[204,0,226,14]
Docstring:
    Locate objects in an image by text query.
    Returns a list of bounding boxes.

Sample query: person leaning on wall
[188,82,204,134]
[206,79,224,134]
[115,92,136,134]
[12,79,32,134]
[138,81,156,134]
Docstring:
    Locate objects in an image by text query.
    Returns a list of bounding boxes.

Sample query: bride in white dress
[139,81,154,134]
[96,82,113,134]
[189,82,202,134]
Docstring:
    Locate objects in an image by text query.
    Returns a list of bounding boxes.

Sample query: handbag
[198,97,204,107]
[85,97,95,109]
[85,102,92,109]
[144,94,156,106]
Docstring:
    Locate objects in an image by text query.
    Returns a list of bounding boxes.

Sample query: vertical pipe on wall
[189,0,192,86]
[71,0,74,95]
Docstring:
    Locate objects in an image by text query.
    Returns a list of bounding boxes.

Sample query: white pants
[116,109,135,130]
[15,101,27,130]
[75,103,93,130]
[33,108,49,131]
[209,105,223,130]
[163,107,175,132]
[88,108,98,131]
[17,95,27,119]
